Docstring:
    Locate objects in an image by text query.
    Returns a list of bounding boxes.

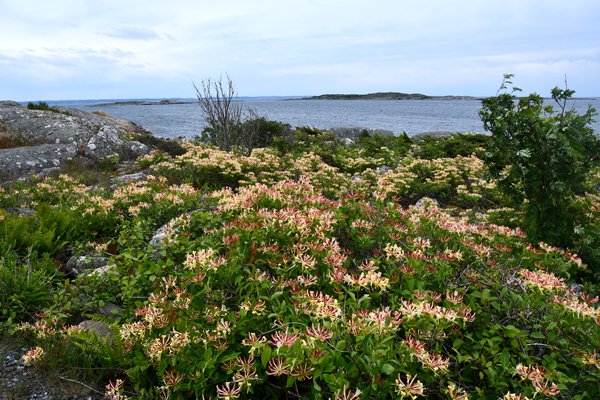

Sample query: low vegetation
[27,101,71,115]
[0,81,599,399]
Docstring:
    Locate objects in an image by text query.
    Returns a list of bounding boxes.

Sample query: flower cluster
[515,363,560,397]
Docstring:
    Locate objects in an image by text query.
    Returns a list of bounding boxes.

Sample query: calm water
[52,98,600,139]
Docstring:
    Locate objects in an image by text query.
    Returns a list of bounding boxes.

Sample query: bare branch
[194,75,258,155]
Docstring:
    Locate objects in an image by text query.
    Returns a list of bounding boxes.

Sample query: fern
[47,321,129,384]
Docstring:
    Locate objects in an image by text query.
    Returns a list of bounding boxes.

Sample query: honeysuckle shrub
[0,173,208,324]
[363,155,504,209]
[104,181,598,398]
[2,131,599,399]
[21,179,596,399]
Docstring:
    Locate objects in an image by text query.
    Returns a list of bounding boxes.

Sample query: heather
[1,123,599,398]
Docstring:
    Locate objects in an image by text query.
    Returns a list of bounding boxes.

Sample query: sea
[45,97,600,139]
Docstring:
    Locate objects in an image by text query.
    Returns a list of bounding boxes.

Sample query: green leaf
[286,375,295,388]
[261,346,272,368]
[271,291,284,301]
[501,349,510,369]
[531,331,545,340]
[381,363,394,375]
[313,381,321,392]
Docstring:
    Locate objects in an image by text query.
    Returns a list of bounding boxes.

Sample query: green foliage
[480,75,598,249]
[26,101,69,115]
[130,130,186,157]
[413,133,490,159]
[244,117,292,148]
[0,252,57,323]
[2,98,599,398]
[0,204,73,256]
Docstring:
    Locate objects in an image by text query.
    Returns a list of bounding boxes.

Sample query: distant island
[301,92,478,100]
[93,99,194,106]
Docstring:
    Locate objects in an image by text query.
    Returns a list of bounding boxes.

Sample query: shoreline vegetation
[0,79,599,399]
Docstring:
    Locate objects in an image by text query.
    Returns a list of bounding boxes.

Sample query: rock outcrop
[0,101,151,181]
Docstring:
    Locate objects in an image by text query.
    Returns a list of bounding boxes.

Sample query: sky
[1,0,599,100]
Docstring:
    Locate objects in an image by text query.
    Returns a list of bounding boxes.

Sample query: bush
[480,75,598,249]
[412,133,490,159]
[243,117,292,148]
[26,101,69,115]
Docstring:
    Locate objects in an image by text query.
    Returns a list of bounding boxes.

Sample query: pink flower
[266,357,291,376]
[395,373,424,398]
[334,386,362,400]
[216,381,241,399]
[271,328,300,348]
[305,323,334,341]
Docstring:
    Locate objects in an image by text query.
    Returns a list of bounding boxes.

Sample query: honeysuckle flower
[446,291,465,305]
[518,269,567,291]
[580,292,599,304]
[162,368,184,387]
[291,362,315,381]
[532,377,560,397]
[184,249,216,270]
[105,378,126,400]
[447,382,468,400]
[22,346,44,366]
[503,393,531,400]
[384,243,405,259]
[216,381,241,399]
[394,373,424,398]
[266,357,291,376]
[333,386,362,400]
[234,354,255,372]
[146,335,170,361]
[404,336,426,356]
[515,363,545,381]
[420,352,450,373]
[233,368,259,389]
[551,295,600,321]
[271,328,300,348]
[305,323,334,341]
[581,350,600,369]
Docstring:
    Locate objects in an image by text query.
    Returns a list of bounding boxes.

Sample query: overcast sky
[1,0,599,100]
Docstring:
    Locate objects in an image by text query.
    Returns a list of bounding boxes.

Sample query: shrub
[26,101,69,115]
[413,133,490,159]
[480,75,598,249]
[244,117,292,148]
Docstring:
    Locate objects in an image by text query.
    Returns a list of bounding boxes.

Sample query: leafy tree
[480,74,598,247]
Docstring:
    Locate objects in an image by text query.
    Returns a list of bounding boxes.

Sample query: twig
[58,375,104,395]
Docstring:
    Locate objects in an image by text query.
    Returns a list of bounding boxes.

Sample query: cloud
[1,0,600,99]
[101,27,160,41]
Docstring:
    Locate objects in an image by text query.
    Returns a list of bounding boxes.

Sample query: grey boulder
[0,101,150,181]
